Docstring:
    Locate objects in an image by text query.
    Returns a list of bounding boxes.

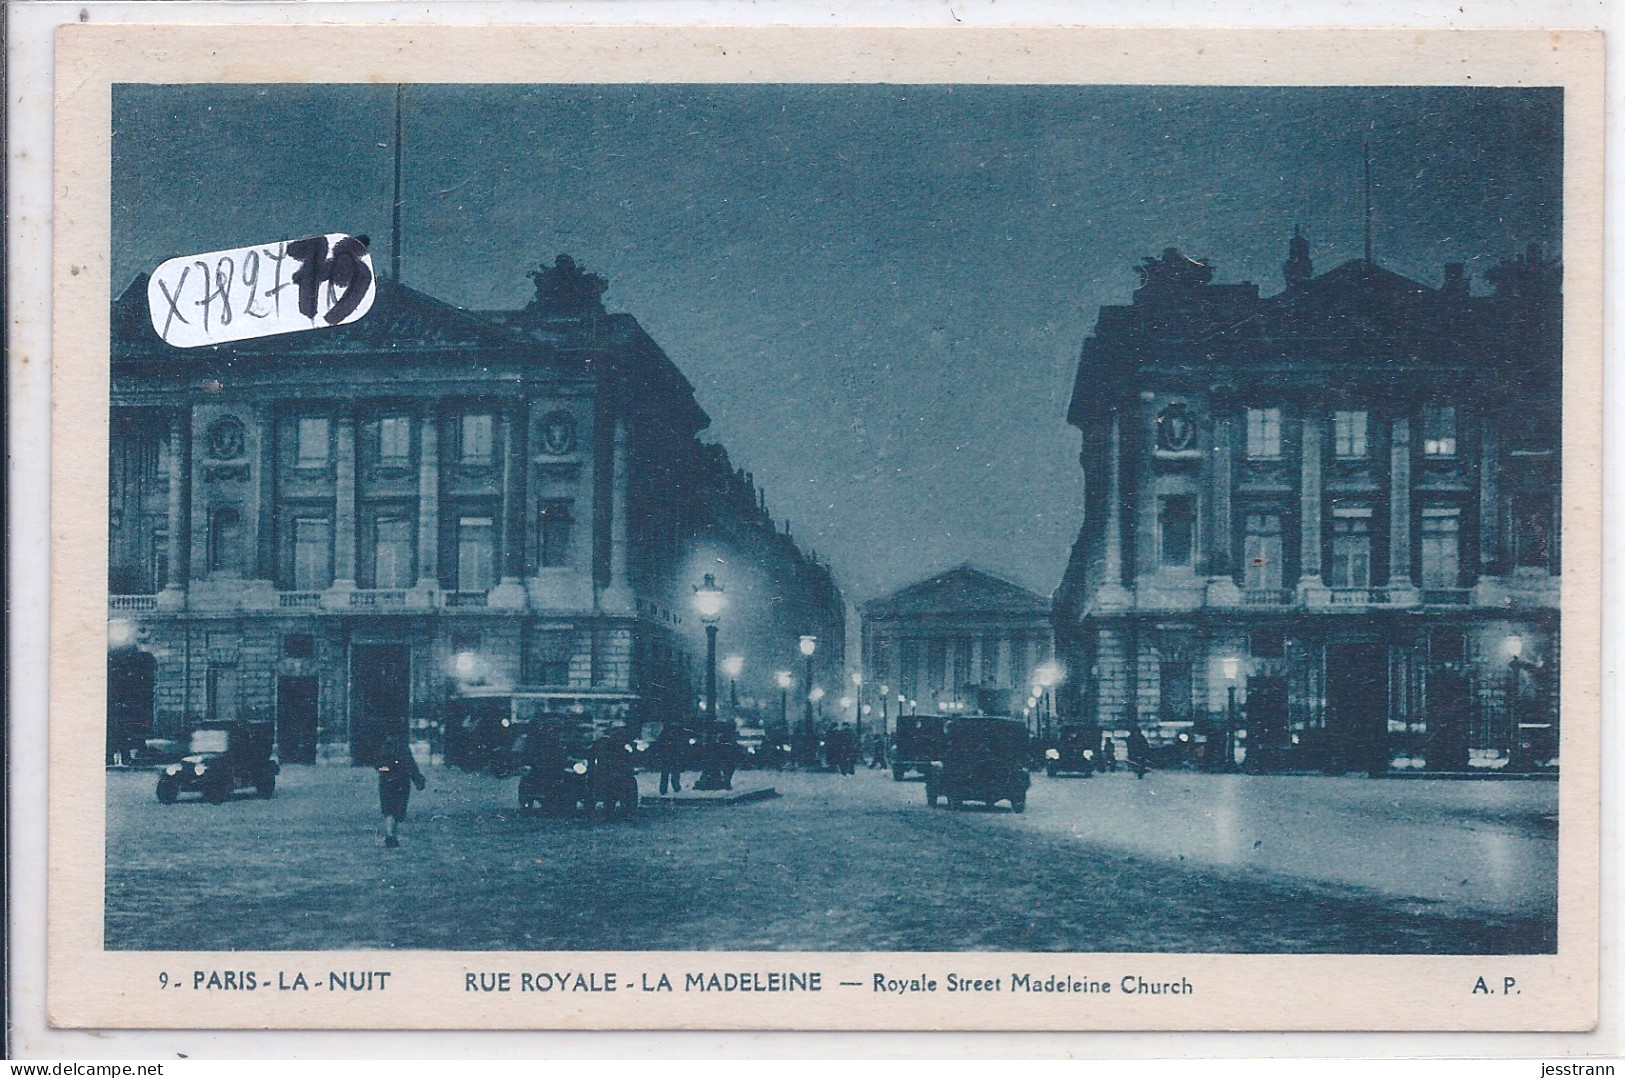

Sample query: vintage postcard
[46,24,1603,1032]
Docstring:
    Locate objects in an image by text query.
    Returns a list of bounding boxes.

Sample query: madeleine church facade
[1054,239,1561,773]
[107,256,843,764]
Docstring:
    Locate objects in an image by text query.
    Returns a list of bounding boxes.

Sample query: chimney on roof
[1284,226,1312,290]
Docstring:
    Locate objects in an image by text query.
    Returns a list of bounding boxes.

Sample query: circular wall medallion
[1157,405,1196,452]
[207,416,246,460]
[540,410,577,456]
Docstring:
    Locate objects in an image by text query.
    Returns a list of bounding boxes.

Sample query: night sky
[112,84,1562,604]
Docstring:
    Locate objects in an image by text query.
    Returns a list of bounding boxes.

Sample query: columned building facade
[1053,241,1560,773]
[107,256,843,764]
[860,566,1054,729]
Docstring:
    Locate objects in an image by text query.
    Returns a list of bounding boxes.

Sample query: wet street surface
[105,765,1556,953]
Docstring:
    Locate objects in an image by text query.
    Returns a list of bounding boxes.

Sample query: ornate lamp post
[722,654,744,715]
[850,670,864,745]
[798,634,818,766]
[1506,635,1529,770]
[1221,656,1241,771]
[692,573,726,790]
[879,683,891,750]
[775,669,793,756]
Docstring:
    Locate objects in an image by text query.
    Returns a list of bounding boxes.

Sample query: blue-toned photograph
[104,83,1561,954]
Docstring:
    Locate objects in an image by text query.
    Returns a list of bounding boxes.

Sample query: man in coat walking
[376,735,427,848]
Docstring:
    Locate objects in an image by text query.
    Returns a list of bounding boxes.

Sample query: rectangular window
[1333,410,1368,459]
[1242,512,1283,591]
[150,526,169,591]
[1246,407,1282,459]
[1249,628,1285,659]
[1421,508,1461,588]
[293,516,332,591]
[1511,496,1551,569]
[1423,405,1458,457]
[379,416,412,465]
[1159,661,1193,724]
[457,516,494,591]
[1159,495,1195,567]
[1329,508,1372,589]
[374,516,414,588]
[283,634,316,659]
[539,500,573,568]
[297,417,330,466]
[461,414,494,464]
[208,665,239,723]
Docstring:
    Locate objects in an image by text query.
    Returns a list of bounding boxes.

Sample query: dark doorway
[351,644,411,765]
[1324,643,1390,775]
[1425,668,1472,772]
[1244,675,1288,771]
[107,650,156,764]
[277,676,320,764]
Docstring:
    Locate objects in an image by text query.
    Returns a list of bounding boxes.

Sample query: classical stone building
[107,256,844,764]
[1053,239,1560,773]
[860,566,1055,729]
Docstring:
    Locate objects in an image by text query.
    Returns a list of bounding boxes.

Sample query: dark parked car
[156,722,279,804]
[1043,724,1098,777]
[891,715,945,781]
[925,716,1031,813]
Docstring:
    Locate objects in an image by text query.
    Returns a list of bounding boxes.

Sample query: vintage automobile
[891,715,945,781]
[1043,724,1098,778]
[518,754,591,816]
[155,722,280,804]
[925,715,1031,813]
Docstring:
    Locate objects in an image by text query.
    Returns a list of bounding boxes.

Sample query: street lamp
[693,573,726,790]
[879,683,891,747]
[722,654,744,714]
[775,670,793,744]
[1221,656,1241,771]
[798,635,818,765]
[849,670,864,747]
[1506,635,1529,770]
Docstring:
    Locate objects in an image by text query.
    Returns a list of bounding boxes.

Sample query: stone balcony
[1079,572,1557,617]
[109,573,614,616]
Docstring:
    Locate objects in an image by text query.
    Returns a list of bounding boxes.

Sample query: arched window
[210,507,243,574]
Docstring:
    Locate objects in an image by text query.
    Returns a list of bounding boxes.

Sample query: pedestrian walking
[1101,737,1118,773]
[1126,727,1151,779]
[655,719,689,795]
[376,735,427,848]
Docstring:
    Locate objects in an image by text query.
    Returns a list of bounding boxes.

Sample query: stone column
[415,408,439,590]
[996,635,1012,688]
[1388,415,1418,600]
[969,636,984,687]
[1099,411,1132,609]
[1478,416,1499,570]
[332,411,356,589]
[1105,413,1123,582]
[600,417,634,612]
[1297,414,1327,603]
[161,410,188,598]
[490,409,527,607]
[1206,410,1242,605]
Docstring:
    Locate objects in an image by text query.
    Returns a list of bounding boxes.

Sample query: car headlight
[194,764,207,775]
[164,764,181,776]
[1045,749,1060,760]
[1083,750,1095,760]
[571,761,587,774]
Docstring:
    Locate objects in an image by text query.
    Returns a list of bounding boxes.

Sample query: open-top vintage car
[926,715,1031,813]
[155,722,279,804]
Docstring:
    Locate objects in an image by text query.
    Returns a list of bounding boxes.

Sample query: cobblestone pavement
[104,765,1556,953]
